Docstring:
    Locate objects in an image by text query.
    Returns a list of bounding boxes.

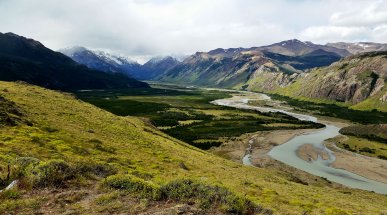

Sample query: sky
[1,0,387,62]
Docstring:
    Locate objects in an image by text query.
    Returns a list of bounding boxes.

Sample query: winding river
[211,92,387,194]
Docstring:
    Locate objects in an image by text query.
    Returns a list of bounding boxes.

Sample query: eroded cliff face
[244,61,301,91]
[279,52,387,105]
[160,51,302,91]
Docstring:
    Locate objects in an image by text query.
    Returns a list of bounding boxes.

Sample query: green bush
[0,157,40,189]
[24,159,117,188]
[102,176,270,214]
[103,174,161,200]
[378,155,387,160]
[359,147,375,154]
[0,189,21,200]
[27,159,75,188]
[73,161,117,178]
[160,179,267,214]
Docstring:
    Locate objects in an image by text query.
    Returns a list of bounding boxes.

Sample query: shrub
[24,159,117,188]
[160,179,267,214]
[359,147,375,154]
[0,190,21,200]
[27,160,75,188]
[0,157,40,189]
[103,174,161,200]
[6,158,134,193]
[73,161,117,178]
[378,155,387,160]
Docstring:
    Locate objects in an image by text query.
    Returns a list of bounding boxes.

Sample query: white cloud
[299,0,387,43]
[300,26,368,42]
[0,0,386,60]
[330,0,387,27]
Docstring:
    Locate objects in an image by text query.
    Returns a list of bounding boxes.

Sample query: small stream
[211,93,387,194]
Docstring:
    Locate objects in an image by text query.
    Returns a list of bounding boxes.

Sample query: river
[211,92,387,194]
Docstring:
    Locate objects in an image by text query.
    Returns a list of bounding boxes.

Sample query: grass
[76,84,323,149]
[266,93,387,124]
[351,87,387,112]
[333,124,387,160]
[339,124,387,143]
[332,136,387,160]
[0,81,386,214]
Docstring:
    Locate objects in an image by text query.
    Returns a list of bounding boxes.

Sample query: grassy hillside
[0,81,386,214]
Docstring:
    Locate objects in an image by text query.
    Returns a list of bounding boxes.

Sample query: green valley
[1,81,387,214]
[2,1,387,213]
[76,84,323,150]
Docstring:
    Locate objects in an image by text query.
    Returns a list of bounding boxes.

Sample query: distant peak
[2,32,45,48]
[59,46,89,56]
[148,56,177,63]
[4,32,20,37]
[285,39,305,44]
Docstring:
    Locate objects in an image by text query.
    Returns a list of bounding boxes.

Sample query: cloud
[0,0,386,60]
[330,0,387,27]
[300,26,368,42]
[299,0,387,43]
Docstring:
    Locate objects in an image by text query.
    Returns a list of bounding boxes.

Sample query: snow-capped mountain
[59,46,142,77]
[140,56,180,79]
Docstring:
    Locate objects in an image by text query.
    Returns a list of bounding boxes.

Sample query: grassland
[334,124,387,160]
[266,93,387,124]
[76,84,323,149]
[332,136,387,160]
[0,81,387,214]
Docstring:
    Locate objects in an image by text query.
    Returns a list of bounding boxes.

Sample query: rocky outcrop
[160,50,303,91]
[279,51,387,105]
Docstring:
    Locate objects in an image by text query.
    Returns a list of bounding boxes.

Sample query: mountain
[275,51,387,112]
[159,50,301,90]
[156,40,386,112]
[1,80,386,214]
[262,49,342,70]
[139,56,180,79]
[158,40,348,90]
[59,40,349,84]
[60,47,180,80]
[327,42,387,54]
[256,39,351,57]
[59,46,142,77]
[0,33,148,90]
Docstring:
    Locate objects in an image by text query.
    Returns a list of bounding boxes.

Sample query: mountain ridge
[0,32,149,90]
[274,51,387,111]
[60,47,180,80]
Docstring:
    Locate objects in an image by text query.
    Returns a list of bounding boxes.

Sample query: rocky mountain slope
[1,81,386,214]
[160,50,301,91]
[139,56,180,80]
[275,51,387,111]
[256,39,351,57]
[327,42,387,54]
[59,46,143,77]
[0,33,148,90]
[60,47,179,80]
[155,40,386,111]
[158,40,346,91]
